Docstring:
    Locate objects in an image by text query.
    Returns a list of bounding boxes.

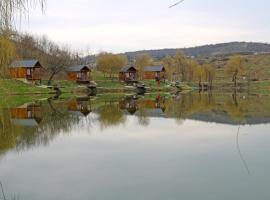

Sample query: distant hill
[124,42,270,59]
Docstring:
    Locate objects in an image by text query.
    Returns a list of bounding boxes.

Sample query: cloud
[21,0,270,53]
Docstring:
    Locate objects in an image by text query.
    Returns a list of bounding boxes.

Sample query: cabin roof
[10,60,41,68]
[144,65,165,72]
[120,66,136,72]
[66,65,90,72]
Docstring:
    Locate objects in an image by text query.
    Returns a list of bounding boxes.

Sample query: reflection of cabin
[9,60,43,82]
[10,103,43,127]
[119,66,137,82]
[119,96,138,115]
[66,65,90,84]
[144,66,166,80]
[67,97,91,117]
[139,96,166,117]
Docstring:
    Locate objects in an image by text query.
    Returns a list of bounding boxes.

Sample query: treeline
[0,32,85,84]
[96,51,216,87]
[125,42,270,59]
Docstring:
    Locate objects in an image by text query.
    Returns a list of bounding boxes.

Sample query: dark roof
[10,60,41,68]
[144,66,165,72]
[120,66,136,72]
[66,65,90,72]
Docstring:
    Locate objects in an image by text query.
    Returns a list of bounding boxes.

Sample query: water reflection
[67,97,92,117]
[1,92,270,199]
[10,102,43,127]
[0,92,270,156]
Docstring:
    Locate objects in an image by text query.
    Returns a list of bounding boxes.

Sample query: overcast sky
[22,0,270,54]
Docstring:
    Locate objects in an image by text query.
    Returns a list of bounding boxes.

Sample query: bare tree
[45,45,73,85]
[0,0,46,31]
[169,0,185,8]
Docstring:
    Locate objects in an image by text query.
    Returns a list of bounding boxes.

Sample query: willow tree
[226,56,246,88]
[0,0,46,77]
[0,0,46,30]
[162,55,175,81]
[174,52,188,81]
[135,53,152,81]
[97,52,128,79]
[0,36,16,77]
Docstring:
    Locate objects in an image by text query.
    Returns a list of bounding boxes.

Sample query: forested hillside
[125,42,270,59]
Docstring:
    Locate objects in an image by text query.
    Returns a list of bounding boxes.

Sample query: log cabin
[66,65,91,84]
[10,103,43,127]
[144,65,166,80]
[9,60,43,82]
[119,66,137,82]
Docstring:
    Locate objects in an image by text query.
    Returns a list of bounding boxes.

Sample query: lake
[0,92,270,200]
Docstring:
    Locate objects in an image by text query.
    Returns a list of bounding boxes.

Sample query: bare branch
[169,0,185,8]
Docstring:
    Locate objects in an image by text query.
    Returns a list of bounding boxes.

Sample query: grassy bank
[0,79,51,95]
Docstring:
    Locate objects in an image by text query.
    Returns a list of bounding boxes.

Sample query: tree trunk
[47,72,56,85]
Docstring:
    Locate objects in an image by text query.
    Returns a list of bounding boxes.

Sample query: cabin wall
[67,72,77,81]
[67,101,78,111]
[67,71,90,82]
[119,71,137,81]
[10,106,41,118]
[9,67,42,80]
[10,108,28,119]
[144,71,166,80]
[32,68,41,80]
[9,68,27,79]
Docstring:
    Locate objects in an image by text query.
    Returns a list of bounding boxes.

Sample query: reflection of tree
[97,102,126,129]
[0,99,81,156]
[224,93,248,123]
[165,92,216,122]
[21,99,81,149]
[136,106,150,127]
[0,109,23,156]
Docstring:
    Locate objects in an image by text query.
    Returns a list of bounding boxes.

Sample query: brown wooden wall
[144,72,156,80]
[67,72,77,81]
[10,106,42,119]
[143,72,166,80]
[67,101,78,111]
[9,68,27,79]
[10,108,28,119]
[9,68,42,80]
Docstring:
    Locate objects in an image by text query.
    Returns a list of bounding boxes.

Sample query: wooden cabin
[144,66,166,80]
[9,60,43,82]
[119,66,137,82]
[10,103,43,127]
[66,65,90,84]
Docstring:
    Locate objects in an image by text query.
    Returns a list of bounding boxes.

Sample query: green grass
[0,79,51,95]
[0,95,49,108]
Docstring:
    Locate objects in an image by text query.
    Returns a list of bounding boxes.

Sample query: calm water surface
[0,92,270,200]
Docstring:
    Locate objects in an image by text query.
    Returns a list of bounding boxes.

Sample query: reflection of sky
[0,116,270,199]
[21,0,270,53]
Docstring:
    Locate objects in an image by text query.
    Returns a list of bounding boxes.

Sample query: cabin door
[26,68,32,78]
[81,72,87,80]
[130,72,135,81]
